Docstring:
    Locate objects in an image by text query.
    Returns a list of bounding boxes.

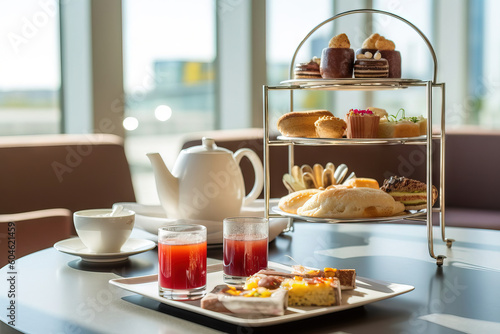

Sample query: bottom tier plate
[109,262,414,327]
[272,206,426,223]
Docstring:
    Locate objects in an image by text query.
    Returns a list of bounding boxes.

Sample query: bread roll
[277,110,333,138]
[296,187,405,218]
[278,189,321,214]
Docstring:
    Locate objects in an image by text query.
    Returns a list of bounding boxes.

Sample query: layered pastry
[356,33,401,78]
[354,51,389,78]
[277,110,333,138]
[416,115,427,135]
[378,117,419,138]
[320,33,355,78]
[294,57,321,79]
[378,108,426,138]
[381,176,438,210]
[314,115,347,138]
[345,109,380,138]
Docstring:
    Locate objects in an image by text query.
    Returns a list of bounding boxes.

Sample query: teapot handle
[233,148,264,207]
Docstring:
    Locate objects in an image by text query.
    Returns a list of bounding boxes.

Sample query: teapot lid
[183,137,232,155]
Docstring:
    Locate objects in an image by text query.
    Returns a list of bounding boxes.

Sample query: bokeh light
[123,116,139,131]
[155,105,173,121]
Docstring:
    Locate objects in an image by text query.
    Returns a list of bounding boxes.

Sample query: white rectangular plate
[109,262,414,327]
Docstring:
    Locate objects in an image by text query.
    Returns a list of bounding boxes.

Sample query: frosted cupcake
[345,109,380,138]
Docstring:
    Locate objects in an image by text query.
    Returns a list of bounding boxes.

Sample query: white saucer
[54,238,156,263]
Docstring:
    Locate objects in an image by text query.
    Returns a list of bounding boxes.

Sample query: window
[266,0,334,123]
[476,0,500,127]
[122,0,217,203]
[370,0,434,121]
[0,0,61,135]
[266,1,436,125]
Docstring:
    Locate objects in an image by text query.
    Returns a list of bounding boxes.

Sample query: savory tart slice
[281,276,341,307]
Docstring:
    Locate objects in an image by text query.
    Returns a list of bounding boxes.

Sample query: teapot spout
[146,153,179,218]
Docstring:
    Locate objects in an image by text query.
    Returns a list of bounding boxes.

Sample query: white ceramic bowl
[74,208,135,253]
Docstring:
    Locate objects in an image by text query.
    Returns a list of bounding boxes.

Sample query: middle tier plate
[272,206,426,223]
[276,135,427,145]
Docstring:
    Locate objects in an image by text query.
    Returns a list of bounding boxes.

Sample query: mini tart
[345,109,380,138]
[314,115,347,138]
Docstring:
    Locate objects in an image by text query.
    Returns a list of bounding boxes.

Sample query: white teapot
[146,137,263,222]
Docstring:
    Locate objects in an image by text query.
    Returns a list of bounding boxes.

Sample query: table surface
[1,222,500,334]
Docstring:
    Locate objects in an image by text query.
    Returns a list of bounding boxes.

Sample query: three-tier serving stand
[263,9,454,266]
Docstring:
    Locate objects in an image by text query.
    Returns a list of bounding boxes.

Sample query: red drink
[158,241,207,290]
[223,236,268,277]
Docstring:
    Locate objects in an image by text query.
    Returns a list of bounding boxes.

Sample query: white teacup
[74,208,135,253]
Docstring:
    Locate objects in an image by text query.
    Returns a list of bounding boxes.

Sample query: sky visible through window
[0,0,60,90]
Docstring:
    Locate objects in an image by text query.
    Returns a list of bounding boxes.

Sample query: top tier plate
[279,78,424,90]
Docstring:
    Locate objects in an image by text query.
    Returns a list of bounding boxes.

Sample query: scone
[314,115,347,138]
[277,110,333,138]
[297,186,405,218]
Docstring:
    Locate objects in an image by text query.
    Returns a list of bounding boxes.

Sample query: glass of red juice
[158,224,207,300]
[223,217,268,284]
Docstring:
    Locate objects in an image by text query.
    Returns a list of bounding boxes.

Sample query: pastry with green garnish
[378,108,427,138]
